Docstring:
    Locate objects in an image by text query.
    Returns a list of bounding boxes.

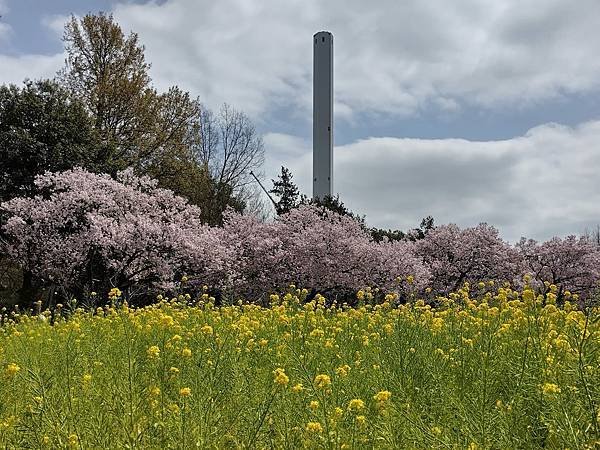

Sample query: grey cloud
[3,0,600,121]
[106,0,600,121]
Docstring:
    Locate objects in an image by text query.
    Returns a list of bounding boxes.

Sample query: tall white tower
[313,31,333,200]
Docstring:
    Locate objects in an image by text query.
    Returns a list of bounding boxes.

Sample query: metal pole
[249,171,279,212]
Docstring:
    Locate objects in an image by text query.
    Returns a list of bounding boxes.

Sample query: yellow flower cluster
[273,368,289,386]
[147,345,160,359]
[179,387,191,397]
[4,363,20,378]
[305,422,323,433]
[314,374,331,389]
[348,398,365,411]
[542,383,561,395]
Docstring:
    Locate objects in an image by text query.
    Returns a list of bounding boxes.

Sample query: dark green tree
[370,216,435,242]
[370,228,406,243]
[270,166,300,215]
[0,79,102,203]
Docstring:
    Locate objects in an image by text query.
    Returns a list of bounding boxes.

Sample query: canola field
[0,284,599,449]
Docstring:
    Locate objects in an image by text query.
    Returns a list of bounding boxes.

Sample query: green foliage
[371,216,435,243]
[201,178,246,226]
[0,80,101,203]
[270,166,300,215]
[54,12,253,225]
[60,13,198,170]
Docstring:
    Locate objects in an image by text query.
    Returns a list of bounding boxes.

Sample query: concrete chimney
[313,31,333,200]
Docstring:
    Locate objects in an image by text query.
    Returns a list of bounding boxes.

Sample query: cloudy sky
[1,0,600,243]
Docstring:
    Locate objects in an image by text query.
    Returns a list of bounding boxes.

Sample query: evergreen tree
[0,80,102,203]
[269,166,299,215]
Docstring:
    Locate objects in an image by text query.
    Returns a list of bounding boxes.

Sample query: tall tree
[270,166,299,215]
[192,103,265,224]
[59,12,201,175]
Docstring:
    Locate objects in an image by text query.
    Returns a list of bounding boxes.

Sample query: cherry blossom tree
[1,167,219,304]
[414,223,523,296]
[218,210,287,301]
[6,168,600,307]
[517,235,600,302]
[219,205,430,302]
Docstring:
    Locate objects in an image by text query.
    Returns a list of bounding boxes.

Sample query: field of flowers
[1,283,599,449]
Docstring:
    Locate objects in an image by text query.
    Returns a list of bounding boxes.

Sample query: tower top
[314,31,333,42]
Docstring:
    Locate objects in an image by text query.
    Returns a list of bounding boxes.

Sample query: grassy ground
[0,283,599,449]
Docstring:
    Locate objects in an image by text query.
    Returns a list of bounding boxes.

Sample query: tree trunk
[18,269,36,308]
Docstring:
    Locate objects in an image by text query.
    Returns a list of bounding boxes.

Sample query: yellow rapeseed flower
[348,398,365,412]
[147,345,160,359]
[149,386,161,397]
[67,433,78,447]
[273,368,289,386]
[4,363,20,378]
[335,365,350,377]
[355,415,366,427]
[309,400,319,411]
[373,390,392,403]
[332,407,344,420]
[431,317,444,332]
[305,422,323,433]
[179,387,192,397]
[201,325,213,335]
[292,383,304,393]
[542,383,561,395]
[181,348,192,358]
[314,374,331,389]
[161,315,174,327]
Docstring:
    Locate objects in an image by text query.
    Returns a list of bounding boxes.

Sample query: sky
[1,0,600,243]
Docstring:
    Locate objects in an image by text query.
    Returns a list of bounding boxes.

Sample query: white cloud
[0,53,64,85]
[41,14,70,36]
[264,120,600,243]
[109,0,600,121]
[4,0,599,120]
